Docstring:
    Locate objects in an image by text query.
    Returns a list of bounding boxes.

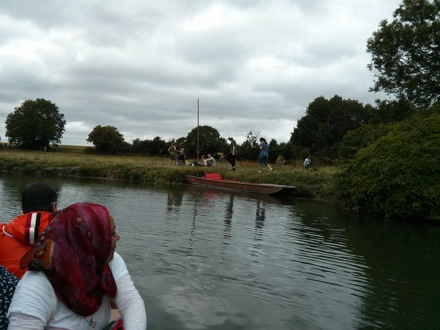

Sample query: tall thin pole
[196,99,200,172]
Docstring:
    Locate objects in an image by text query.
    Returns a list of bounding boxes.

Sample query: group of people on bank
[167,136,312,171]
[0,182,147,329]
[200,154,216,167]
[168,143,218,167]
[166,136,270,172]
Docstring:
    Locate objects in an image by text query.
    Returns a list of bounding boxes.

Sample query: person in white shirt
[201,155,208,166]
[206,153,216,167]
[7,202,147,330]
[304,157,312,169]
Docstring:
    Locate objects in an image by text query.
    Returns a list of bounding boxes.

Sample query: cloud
[0,0,400,145]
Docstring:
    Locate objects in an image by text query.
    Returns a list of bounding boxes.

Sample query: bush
[336,108,440,221]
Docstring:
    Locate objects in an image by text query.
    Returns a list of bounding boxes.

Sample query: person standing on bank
[227,137,237,171]
[0,182,57,279]
[168,143,178,166]
[176,142,186,165]
[258,137,273,173]
[7,202,147,330]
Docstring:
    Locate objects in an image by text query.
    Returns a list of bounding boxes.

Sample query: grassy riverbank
[0,146,339,199]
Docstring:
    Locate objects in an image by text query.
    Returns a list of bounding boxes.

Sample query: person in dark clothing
[227,137,237,171]
[176,142,186,165]
[258,137,273,172]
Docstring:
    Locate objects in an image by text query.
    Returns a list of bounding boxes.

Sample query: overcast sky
[0,0,402,146]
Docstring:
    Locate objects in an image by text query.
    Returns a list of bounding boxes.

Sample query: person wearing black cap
[227,137,237,171]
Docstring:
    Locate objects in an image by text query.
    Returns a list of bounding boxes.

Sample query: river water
[0,174,439,329]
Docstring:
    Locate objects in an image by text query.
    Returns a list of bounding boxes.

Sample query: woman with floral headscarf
[7,203,147,330]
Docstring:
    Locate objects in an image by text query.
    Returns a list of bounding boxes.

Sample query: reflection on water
[167,187,184,211]
[255,200,265,229]
[224,195,233,238]
[1,174,440,329]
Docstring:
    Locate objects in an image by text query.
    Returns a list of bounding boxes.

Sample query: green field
[0,146,339,199]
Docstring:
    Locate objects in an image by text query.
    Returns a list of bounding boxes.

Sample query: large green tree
[367,0,440,108]
[145,136,167,156]
[291,95,371,158]
[132,136,167,156]
[338,99,416,159]
[238,130,259,161]
[5,98,66,150]
[87,125,126,154]
[368,98,416,125]
[185,125,226,158]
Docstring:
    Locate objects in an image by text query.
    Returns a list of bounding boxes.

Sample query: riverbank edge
[0,154,338,203]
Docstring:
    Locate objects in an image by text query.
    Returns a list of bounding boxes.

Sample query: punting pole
[196,99,200,173]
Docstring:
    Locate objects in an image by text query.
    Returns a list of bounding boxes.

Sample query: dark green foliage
[369,99,416,125]
[336,107,440,221]
[133,137,167,156]
[367,0,440,108]
[87,125,126,154]
[291,95,371,159]
[278,141,292,161]
[339,99,417,159]
[132,138,147,154]
[147,137,167,156]
[119,141,133,154]
[5,98,66,150]
[185,125,225,158]
[238,131,259,161]
[338,124,392,160]
[268,139,279,164]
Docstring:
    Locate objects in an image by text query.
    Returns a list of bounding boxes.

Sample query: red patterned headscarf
[20,203,117,316]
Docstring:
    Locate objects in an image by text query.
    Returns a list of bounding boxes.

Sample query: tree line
[0,94,429,164]
[3,0,439,221]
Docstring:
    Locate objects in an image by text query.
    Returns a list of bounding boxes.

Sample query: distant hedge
[336,107,440,221]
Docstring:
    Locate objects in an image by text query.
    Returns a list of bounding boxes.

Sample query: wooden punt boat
[185,173,296,195]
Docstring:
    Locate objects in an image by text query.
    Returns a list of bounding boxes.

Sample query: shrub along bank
[335,109,440,222]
